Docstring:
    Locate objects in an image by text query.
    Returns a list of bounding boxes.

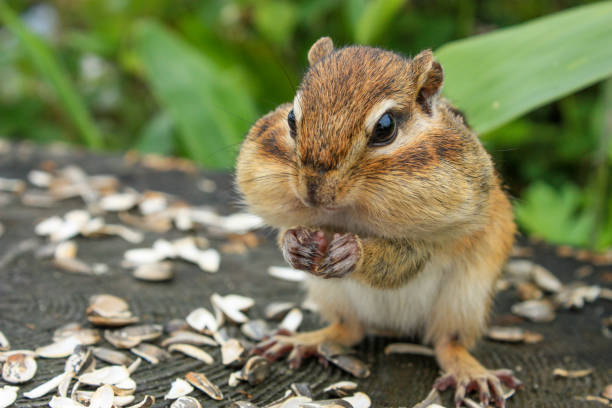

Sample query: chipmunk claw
[253,334,321,369]
[281,228,328,273]
[434,368,521,408]
[317,233,361,279]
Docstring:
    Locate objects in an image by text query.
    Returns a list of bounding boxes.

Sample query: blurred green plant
[0,1,103,148]
[133,20,257,168]
[0,0,610,250]
[437,1,612,135]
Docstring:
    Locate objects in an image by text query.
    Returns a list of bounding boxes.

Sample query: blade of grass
[436,1,612,135]
[0,1,103,148]
[132,20,257,168]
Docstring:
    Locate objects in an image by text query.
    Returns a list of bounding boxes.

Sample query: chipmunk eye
[287,109,297,139]
[370,112,397,146]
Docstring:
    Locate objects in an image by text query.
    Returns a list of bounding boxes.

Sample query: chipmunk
[236,37,521,407]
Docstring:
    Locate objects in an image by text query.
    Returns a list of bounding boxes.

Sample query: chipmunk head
[290,37,444,209]
[237,37,493,239]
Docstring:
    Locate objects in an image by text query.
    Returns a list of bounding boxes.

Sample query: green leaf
[351,0,405,45]
[134,112,175,155]
[0,1,104,148]
[514,181,595,247]
[436,1,612,135]
[253,1,298,48]
[132,20,257,168]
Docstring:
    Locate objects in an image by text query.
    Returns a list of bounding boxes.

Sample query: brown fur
[235,37,518,403]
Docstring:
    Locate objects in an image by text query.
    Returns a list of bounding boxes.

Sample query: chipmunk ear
[308,37,334,66]
[411,49,444,115]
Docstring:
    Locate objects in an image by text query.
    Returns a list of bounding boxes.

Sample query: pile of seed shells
[0,290,374,408]
[2,160,612,407]
[2,164,263,279]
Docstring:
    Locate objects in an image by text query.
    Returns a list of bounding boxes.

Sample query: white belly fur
[305,259,446,336]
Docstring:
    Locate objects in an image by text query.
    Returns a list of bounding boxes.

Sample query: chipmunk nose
[301,174,336,208]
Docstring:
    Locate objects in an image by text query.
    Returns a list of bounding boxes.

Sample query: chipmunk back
[236,37,521,407]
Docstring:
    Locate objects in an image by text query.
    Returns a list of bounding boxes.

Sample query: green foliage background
[0,0,611,250]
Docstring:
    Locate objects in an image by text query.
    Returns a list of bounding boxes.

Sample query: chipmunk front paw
[282,228,328,273]
[318,232,361,278]
[281,229,361,278]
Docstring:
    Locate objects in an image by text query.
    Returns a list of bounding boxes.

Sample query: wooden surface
[0,142,610,407]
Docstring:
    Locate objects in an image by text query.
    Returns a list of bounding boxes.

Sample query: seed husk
[553,368,593,378]
[88,384,114,408]
[186,307,218,332]
[602,384,612,400]
[318,343,369,378]
[104,330,141,349]
[112,377,137,395]
[383,343,434,357]
[291,382,313,398]
[79,365,130,386]
[88,294,130,317]
[171,396,202,408]
[241,319,270,341]
[36,216,63,236]
[223,294,255,311]
[55,240,78,260]
[88,314,139,327]
[100,192,139,212]
[36,336,81,358]
[0,331,9,351]
[516,282,543,301]
[323,381,358,398]
[221,339,247,366]
[503,260,534,281]
[228,371,242,387]
[123,248,167,265]
[0,350,37,362]
[343,392,372,408]
[125,395,154,408]
[75,391,135,407]
[127,357,142,375]
[511,299,556,322]
[92,347,134,366]
[327,354,371,378]
[230,401,259,408]
[65,345,94,375]
[161,331,217,347]
[0,385,19,408]
[130,343,170,364]
[556,284,601,309]
[532,265,563,293]
[268,266,306,282]
[23,371,70,399]
[49,396,87,408]
[241,356,270,385]
[279,308,303,332]
[185,371,223,401]
[132,262,173,281]
[118,325,163,342]
[54,258,94,275]
[211,293,248,323]
[164,319,190,334]
[165,378,194,400]
[139,191,168,214]
[54,325,100,345]
[168,344,214,365]
[264,302,296,320]
[486,326,543,344]
[2,352,37,383]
